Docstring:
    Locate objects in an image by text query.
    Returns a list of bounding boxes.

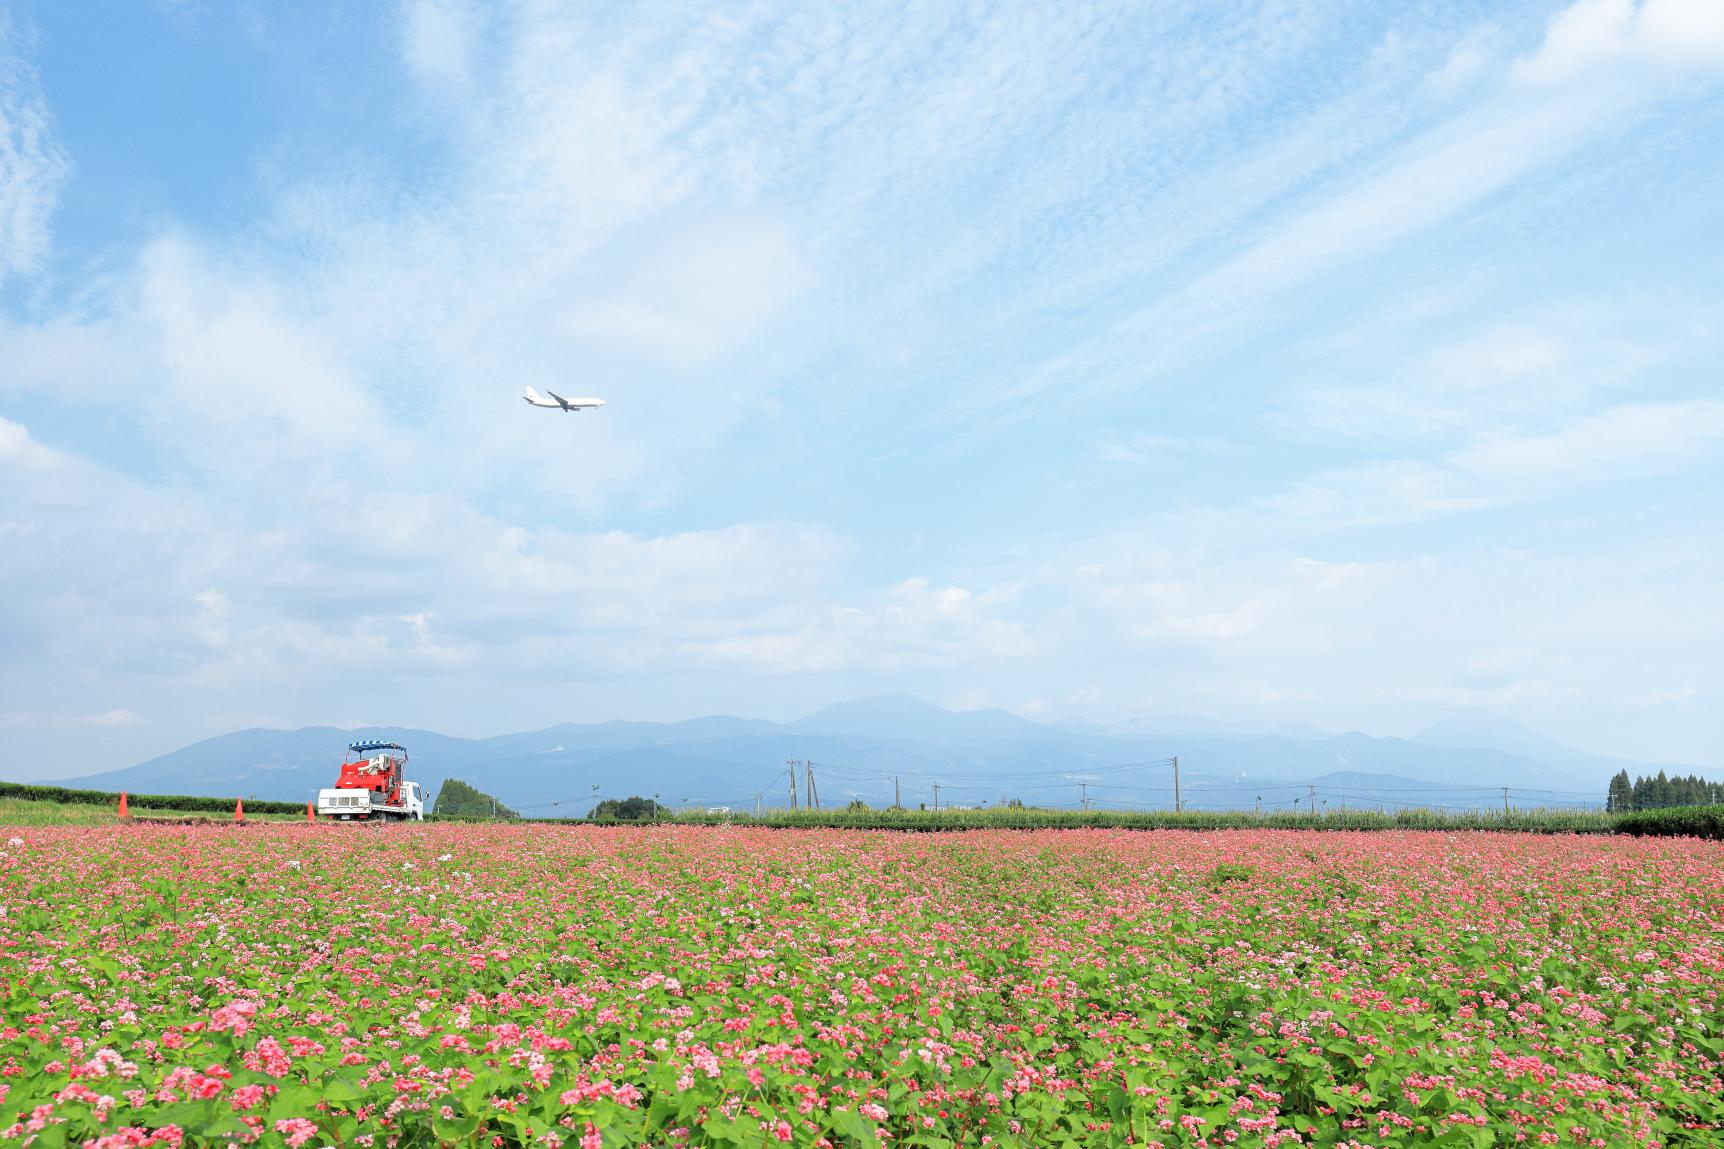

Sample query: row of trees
[591,796,875,819]
[1606,770,1723,813]
[589,796,672,820]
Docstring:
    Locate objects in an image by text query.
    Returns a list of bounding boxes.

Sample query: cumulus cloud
[0,405,1032,700]
[997,537,1724,756]
[1514,0,1724,86]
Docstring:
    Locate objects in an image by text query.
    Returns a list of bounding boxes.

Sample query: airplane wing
[545,389,573,409]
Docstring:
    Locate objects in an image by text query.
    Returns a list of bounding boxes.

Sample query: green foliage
[1613,804,1724,840]
[0,796,304,825]
[590,795,674,821]
[1208,861,1257,885]
[1613,769,1724,811]
[515,804,1621,834]
[432,777,518,819]
[0,779,302,816]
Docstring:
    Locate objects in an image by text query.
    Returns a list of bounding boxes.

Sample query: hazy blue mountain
[1080,714,1332,743]
[1411,712,1702,787]
[481,715,782,757]
[39,697,1685,814]
[789,693,1046,743]
[1417,712,1608,765]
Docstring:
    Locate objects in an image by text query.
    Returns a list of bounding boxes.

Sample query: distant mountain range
[26,694,1704,816]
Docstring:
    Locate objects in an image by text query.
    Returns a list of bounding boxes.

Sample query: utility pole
[1173,756,1182,813]
[1308,784,1317,820]
[1502,786,1510,815]
[933,783,941,813]
[1255,795,1261,817]
[787,761,799,810]
[754,793,761,817]
[1080,781,1089,811]
[894,776,901,810]
[806,762,820,810]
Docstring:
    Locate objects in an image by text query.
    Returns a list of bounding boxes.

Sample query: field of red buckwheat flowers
[2,826,1720,1149]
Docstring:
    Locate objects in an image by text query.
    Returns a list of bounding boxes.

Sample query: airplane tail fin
[523,386,541,404]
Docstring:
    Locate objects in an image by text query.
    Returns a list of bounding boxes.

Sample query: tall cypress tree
[1607,770,1633,813]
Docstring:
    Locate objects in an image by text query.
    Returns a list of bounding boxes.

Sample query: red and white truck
[316,740,426,822]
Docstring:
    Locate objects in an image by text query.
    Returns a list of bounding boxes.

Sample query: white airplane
[524,386,605,413]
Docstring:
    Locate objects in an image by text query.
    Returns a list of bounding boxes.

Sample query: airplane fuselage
[524,386,604,412]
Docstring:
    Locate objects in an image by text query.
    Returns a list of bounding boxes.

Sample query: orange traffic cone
[233,798,245,823]
[118,791,129,818]
[305,801,315,822]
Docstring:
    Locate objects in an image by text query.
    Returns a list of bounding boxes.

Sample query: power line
[507,752,1606,816]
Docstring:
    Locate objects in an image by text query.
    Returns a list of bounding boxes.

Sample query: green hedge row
[0,780,305,816]
[667,808,1618,833]
[440,806,1618,834]
[1612,804,1724,840]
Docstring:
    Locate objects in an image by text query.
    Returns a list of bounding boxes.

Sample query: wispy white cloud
[0,11,68,283]
[965,0,1724,423]
[1259,398,1724,531]
[1427,26,1501,97]
[0,708,140,728]
[399,0,481,96]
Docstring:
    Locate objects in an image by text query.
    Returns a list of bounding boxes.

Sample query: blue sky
[2,0,1721,776]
